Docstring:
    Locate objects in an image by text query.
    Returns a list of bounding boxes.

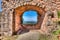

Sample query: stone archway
[2,0,58,36]
[13,5,45,34]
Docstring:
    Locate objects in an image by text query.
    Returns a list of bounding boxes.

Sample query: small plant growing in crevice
[57,11,60,18]
[58,21,60,25]
[52,30,60,35]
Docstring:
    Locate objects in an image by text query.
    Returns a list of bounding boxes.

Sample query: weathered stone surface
[16,31,54,40]
[1,0,59,36]
[16,31,40,40]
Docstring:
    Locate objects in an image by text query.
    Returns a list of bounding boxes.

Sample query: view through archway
[22,10,38,24]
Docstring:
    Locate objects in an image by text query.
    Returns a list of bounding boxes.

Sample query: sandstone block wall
[1,0,59,36]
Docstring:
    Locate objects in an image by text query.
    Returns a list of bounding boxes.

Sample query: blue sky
[23,10,38,22]
[0,0,2,12]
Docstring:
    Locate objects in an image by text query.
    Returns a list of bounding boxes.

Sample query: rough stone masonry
[1,0,59,36]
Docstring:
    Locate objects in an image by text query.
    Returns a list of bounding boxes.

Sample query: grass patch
[57,11,60,18]
[2,35,19,40]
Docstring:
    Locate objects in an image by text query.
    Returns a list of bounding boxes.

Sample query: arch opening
[14,5,45,34]
[22,10,38,24]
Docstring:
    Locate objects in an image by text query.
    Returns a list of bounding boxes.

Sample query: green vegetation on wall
[52,30,60,35]
[57,11,60,18]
